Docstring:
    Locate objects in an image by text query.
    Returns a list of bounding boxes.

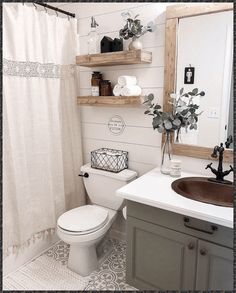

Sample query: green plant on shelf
[119,11,155,40]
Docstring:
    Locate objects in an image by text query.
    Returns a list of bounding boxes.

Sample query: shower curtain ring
[55,9,58,17]
[33,3,37,10]
[44,6,47,13]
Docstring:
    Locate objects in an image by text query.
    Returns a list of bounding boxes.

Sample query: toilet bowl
[57,205,117,276]
[57,163,137,276]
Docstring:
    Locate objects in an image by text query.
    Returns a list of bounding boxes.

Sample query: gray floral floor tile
[46,237,137,291]
[46,242,70,265]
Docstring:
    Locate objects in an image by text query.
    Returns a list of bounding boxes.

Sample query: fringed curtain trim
[4,228,56,258]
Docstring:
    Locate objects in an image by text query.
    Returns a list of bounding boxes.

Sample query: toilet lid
[57,205,109,233]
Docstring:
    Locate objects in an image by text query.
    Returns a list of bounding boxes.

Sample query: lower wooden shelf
[77,96,143,106]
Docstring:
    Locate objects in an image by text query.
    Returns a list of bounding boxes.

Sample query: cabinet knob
[184,217,190,223]
[200,248,207,256]
[188,242,195,250]
[211,225,218,232]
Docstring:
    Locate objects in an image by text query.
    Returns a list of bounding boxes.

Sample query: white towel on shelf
[113,84,123,96]
[121,85,142,96]
[118,76,137,86]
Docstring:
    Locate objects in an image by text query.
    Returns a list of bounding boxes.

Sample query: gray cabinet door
[126,216,197,290]
[196,239,233,290]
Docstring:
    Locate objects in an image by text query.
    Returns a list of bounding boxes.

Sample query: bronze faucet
[205,143,233,184]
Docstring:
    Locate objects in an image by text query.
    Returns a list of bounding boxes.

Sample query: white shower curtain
[3,3,85,256]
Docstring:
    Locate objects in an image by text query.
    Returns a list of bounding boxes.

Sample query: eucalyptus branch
[119,12,155,40]
[143,88,205,135]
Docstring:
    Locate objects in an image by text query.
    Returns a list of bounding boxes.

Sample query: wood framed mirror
[163,3,233,162]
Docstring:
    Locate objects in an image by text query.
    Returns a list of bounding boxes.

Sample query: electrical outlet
[207,107,219,119]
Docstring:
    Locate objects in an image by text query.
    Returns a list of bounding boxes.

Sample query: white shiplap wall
[77,3,169,176]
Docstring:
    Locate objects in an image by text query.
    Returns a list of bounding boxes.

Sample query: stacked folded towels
[113,76,142,96]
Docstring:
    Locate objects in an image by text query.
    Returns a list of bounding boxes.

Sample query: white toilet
[57,163,137,276]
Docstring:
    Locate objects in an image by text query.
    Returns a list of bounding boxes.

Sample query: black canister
[112,38,123,52]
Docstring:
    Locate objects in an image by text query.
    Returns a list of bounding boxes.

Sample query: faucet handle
[205,163,213,170]
[229,165,233,172]
[222,165,234,179]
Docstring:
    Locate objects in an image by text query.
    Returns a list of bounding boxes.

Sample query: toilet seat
[57,205,109,235]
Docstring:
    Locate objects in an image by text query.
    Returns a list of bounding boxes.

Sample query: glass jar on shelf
[100,80,112,96]
[91,71,103,96]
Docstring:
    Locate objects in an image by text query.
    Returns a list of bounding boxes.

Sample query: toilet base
[68,243,98,276]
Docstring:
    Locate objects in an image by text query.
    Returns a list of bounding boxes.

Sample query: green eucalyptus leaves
[144,88,205,137]
[119,12,155,40]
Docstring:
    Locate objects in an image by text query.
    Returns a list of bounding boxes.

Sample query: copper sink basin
[171,177,233,207]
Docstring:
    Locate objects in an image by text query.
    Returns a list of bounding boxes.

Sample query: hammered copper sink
[171,177,233,207]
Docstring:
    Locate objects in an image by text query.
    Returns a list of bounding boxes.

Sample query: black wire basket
[91,148,128,173]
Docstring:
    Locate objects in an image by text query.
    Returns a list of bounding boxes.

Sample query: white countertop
[116,168,233,228]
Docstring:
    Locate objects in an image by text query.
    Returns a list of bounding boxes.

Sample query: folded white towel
[121,85,142,96]
[113,84,123,96]
[118,76,137,86]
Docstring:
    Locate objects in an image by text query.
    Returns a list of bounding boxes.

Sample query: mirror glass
[175,10,233,150]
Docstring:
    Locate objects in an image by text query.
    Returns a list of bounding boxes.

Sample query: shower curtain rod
[34,2,75,18]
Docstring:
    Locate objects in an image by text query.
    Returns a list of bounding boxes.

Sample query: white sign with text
[108,115,126,135]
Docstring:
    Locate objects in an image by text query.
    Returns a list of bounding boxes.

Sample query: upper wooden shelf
[76,50,152,67]
[77,96,143,106]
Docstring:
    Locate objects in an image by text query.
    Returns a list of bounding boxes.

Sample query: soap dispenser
[88,17,99,54]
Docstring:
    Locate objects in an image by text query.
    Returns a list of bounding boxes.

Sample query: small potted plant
[119,11,155,50]
[144,88,205,174]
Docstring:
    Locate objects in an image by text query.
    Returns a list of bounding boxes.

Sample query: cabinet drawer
[127,200,233,248]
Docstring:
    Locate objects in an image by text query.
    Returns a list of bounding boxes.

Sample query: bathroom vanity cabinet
[126,201,233,290]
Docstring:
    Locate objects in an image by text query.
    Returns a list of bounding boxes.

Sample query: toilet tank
[80,163,137,210]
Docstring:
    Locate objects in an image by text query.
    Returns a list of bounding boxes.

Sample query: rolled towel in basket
[121,85,142,96]
[118,75,137,86]
[113,84,123,96]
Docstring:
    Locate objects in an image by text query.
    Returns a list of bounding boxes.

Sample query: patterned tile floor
[46,238,137,290]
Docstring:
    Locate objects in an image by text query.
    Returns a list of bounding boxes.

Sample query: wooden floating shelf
[76,50,152,67]
[77,96,143,106]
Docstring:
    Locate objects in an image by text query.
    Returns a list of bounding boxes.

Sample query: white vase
[129,37,143,50]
